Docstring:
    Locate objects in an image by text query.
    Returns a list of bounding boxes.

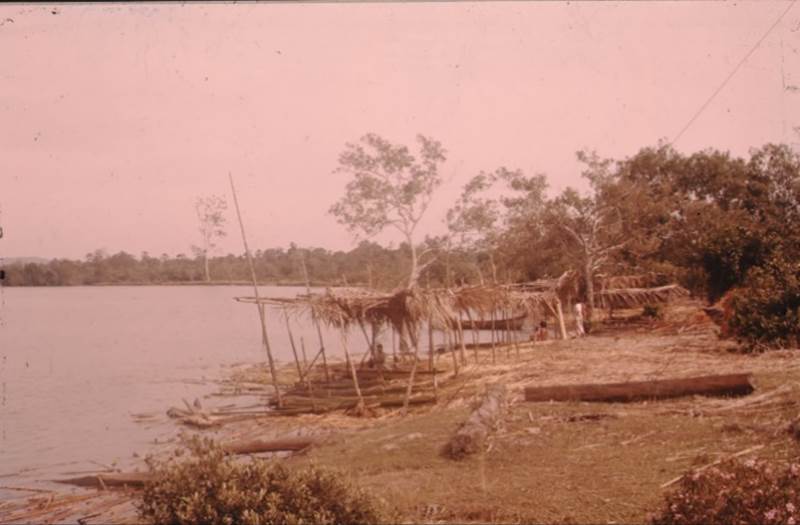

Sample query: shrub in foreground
[137,436,384,525]
[651,458,800,525]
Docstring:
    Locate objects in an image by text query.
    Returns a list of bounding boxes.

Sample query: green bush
[727,254,800,351]
[137,436,385,525]
[651,458,800,525]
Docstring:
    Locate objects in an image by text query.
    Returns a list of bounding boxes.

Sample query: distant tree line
[1,241,451,288]
[5,138,800,348]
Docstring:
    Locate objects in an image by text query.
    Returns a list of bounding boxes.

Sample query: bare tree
[329,133,446,288]
[193,195,227,282]
[544,189,625,325]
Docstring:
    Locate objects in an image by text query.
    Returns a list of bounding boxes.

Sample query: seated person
[535,320,548,341]
[367,343,386,368]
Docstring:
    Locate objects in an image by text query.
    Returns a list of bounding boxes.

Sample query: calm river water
[0,285,380,497]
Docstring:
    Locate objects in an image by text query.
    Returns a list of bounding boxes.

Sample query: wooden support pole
[283,309,304,381]
[490,308,497,365]
[301,347,324,378]
[301,253,330,384]
[447,326,459,376]
[391,325,397,364]
[228,173,282,409]
[455,315,467,367]
[428,317,435,372]
[300,335,308,369]
[357,319,374,363]
[465,309,479,363]
[402,323,422,413]
[338,328,364,410]
[524,373,755,403]
[428,317,438,398]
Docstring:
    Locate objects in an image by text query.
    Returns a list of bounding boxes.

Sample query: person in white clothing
[574,302,585,337]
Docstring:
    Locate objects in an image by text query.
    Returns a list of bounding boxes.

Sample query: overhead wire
[670,0,797,146]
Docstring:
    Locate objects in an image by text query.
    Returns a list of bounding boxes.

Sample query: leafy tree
[542,187,625,323]
[329,133,446,288]
[447,168,551,283]
[447,170,503,283]
[193,195,228,282]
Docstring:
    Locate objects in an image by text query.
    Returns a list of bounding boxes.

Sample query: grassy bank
[3,299,798,524]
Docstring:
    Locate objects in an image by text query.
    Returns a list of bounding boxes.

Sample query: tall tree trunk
[203,250,211,282]
[407,234,418,288]
[584,257,594,332]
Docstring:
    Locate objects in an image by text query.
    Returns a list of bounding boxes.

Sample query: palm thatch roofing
[595,284,690,310]
[595,273,669,290]
[235,284,561,332]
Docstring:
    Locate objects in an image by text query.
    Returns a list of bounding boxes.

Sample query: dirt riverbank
[3,299,798,524]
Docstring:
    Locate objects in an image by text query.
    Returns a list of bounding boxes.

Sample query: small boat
[454,313,528,331]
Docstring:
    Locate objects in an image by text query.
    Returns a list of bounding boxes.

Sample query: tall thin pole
[283,309,304,381]
[339,328,364,410]
[402,323,422,413]
[301,252,331,383]
[228,173,282,408]
[455,314,467,366]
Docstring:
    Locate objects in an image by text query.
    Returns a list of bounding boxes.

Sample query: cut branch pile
[268,361,443,415]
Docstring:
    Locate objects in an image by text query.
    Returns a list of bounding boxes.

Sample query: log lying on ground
[444,383,507,460]
[55,437,319,489]
[524,373,754,403]
[222,437,317,454]
[55,472,152,489]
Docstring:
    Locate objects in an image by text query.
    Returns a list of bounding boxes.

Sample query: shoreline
[3,301,800,523]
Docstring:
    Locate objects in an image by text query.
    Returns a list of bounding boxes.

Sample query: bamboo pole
[490,308,497,365]
[402,322,422,413]
[338,328,364,411]
[428,317,435,372]
[455,314,467,366]
[300,335,308,369]
[465,309,479,363]
[228,173,282,409]
[427,316,438,398]
[283,309,304,381]
[357,320,374,362]
[391,325,397,364]
[301,253,330,383]
[301,346,324,378]
[371,320,384,381]
[504,309,512,358]
[447,327,459,376]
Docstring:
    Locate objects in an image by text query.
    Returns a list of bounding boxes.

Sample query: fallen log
[55,472,152,489]
[444,383,507,460]
[524,373,754,403]
[55,438,318,489]
[222,437,316,454]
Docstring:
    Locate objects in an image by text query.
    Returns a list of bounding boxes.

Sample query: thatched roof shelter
[595,284,690,310]
[235,284,562,333]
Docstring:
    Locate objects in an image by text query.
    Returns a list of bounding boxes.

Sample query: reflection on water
[0,285,380,495]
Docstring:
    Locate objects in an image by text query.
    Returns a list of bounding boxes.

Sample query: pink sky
[1,2,798,260]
